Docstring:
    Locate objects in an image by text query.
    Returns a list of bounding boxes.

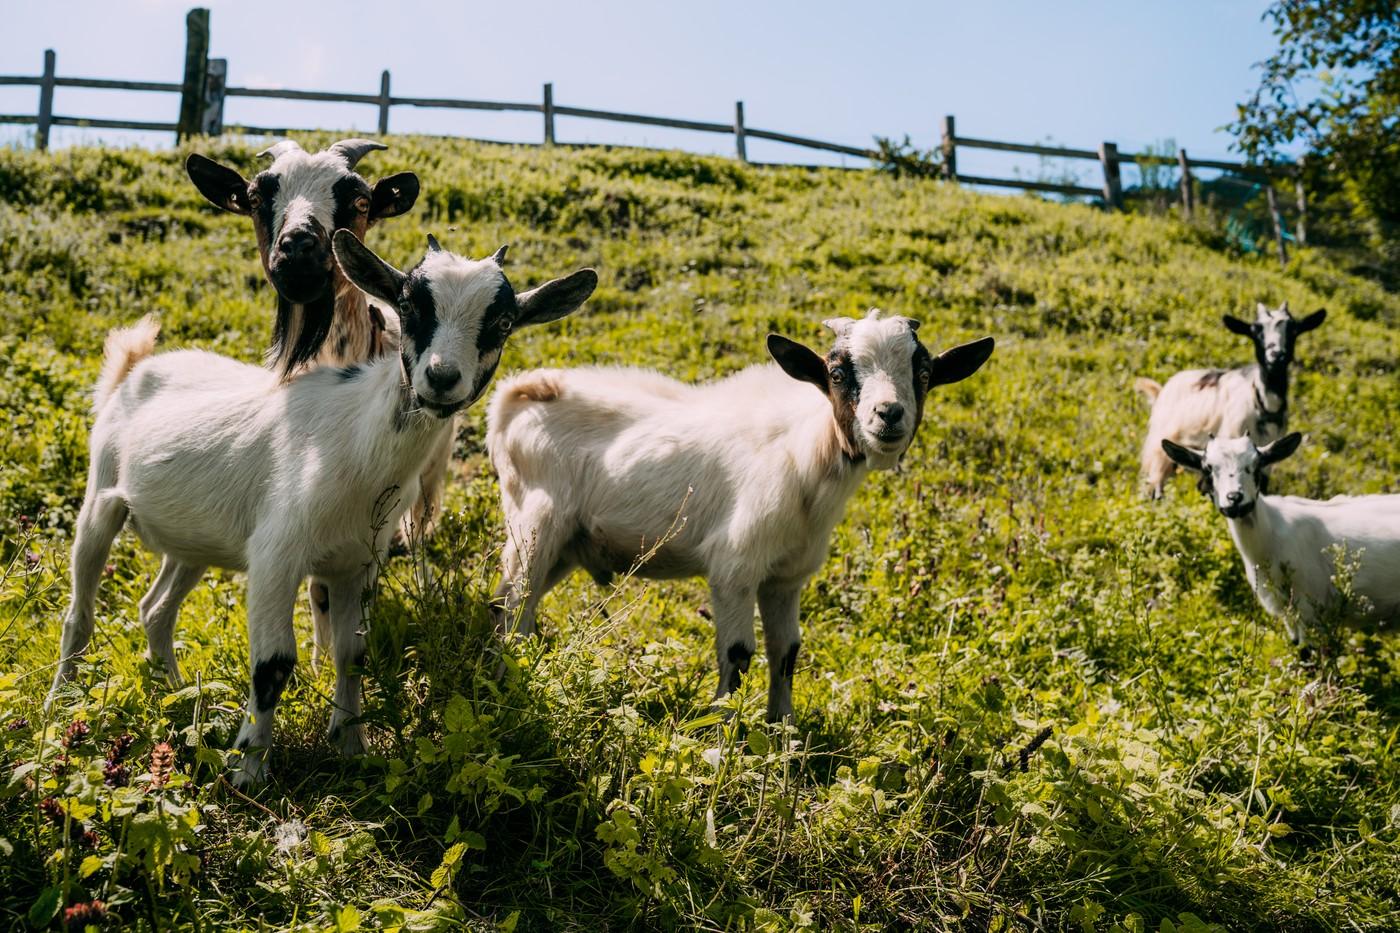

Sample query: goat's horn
[257,140,302,160]
[329,138,388,169]
[426,234,443,253]
[491,245,509,265]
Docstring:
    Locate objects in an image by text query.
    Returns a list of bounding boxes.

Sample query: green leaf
[27,886,61,928]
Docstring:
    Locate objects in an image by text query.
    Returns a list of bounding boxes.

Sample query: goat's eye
[918,367,931,386]
[499,318,513,334]
[354,195,371,214]
[829,368,844,385]
[246,190,262,209]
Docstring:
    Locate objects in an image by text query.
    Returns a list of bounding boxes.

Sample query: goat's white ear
[491,245,509,266]
[185,154,252,215]
[1259,432,1303,466]
[257,140,302,161]
[929,336,995,388]
[822,317,856,338]
[515,269,598,328]
[767,334,828,391]
[1161,439,1205,472]
[332,230,406,305]
[368,172,419,221]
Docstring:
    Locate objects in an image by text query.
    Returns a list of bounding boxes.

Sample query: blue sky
[1,1,1283,187]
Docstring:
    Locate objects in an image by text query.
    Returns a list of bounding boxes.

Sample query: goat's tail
[94,314,160,414]
[1133,377,1162,404]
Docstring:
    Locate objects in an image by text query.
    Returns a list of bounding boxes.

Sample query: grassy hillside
[2,135,1399,931]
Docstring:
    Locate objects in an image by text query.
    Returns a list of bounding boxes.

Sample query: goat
[187,139,433,655]
[48,232,597,786]
[1136,302,1325,499]
[486,309,994,722]
[1162,433,1400,646]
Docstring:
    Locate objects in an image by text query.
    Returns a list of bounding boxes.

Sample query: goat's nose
[278,230,317,259]
[876,402,905,425]
[1226,491,1243,505]
[425,361,461,393]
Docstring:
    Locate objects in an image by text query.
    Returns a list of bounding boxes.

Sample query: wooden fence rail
[0,6,1305,239]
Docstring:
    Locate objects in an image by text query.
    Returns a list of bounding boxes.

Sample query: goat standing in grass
[487,309,993,722]
[1136,301,1325,498]
[48,232,597,786]
[187,139,442,655]
[1162,433,1400,647]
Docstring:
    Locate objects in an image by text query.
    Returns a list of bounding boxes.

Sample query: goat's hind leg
[49,489,128,701]
[139,557,205,686]
[325,568,374,756]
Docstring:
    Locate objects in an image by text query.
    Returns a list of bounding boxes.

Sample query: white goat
[486,309,994,722]
[1162,433,1400,646]
[1136,301,1325,498]
[49,231,596,786]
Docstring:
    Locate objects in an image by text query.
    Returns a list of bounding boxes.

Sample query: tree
[1231,1,1400,254]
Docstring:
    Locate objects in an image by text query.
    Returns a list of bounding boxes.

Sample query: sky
[0,1,1285,189]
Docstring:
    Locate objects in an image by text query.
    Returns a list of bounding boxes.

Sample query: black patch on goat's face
[823,347,863,458]
[910,341,933,437]
[252,653,295,712]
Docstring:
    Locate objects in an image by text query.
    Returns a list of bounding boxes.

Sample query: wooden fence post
[1293,159,1307,247]
[1266,183,1288,265]
[1176,147,1194,219]
[176,8,210,142]
[377,70,391,136]
[941,114,956,180]
[1098,141,1122,210]
[36,49,55,151]
[734,101,747,162]
[200,57,226,135]
[543,83,554,145]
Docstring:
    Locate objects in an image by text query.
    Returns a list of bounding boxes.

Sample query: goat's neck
[1225,497,1278,580]
[1254,361,1289,414]
[790,404,870,527]
[349,355,449,467]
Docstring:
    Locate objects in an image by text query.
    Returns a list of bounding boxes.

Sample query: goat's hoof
[230,754,268,789]
[329,722,367,757]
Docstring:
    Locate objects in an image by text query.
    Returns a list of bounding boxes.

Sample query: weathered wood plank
[377,71,391,135]
[956,135,1098,161]
[36,50,55,150]
[955,173,1101,197]
[553,104,727,133]
[176,8,209,141]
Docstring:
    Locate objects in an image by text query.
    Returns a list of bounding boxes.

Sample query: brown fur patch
[1194,370,1224,389]
[509,375,563,403]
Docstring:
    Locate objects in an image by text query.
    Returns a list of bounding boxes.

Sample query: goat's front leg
[324,567,375,756]
[308,579,332,670]
[231,560,301,788]
[757,582,802,724]
[710,582,758,709]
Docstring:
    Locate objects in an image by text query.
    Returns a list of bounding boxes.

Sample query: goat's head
[1222,301,1326,379]
[333,232,598,418]
[767,309,994,469]
[186,139,419,305]
[1162,432,1302,518]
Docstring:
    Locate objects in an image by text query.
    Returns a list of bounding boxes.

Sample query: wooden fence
[0,8,1306,253]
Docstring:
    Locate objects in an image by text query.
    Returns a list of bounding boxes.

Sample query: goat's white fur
[1165,434,1400,645]
[487,310,992,722]
[46,235,575,787]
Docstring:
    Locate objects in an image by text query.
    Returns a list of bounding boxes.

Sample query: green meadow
[1,136,1398,931]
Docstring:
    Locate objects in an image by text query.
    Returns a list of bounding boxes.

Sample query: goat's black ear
[332,230,405,305]
[186,154,251,215]
[1161,439,1204,472]
[368,172,419,222]
[929,336,995,388]
[1259,432,1303,466]
[1296,308,1327,333]
[1222,315,1254,337]
[767,335,828,392]
[515,269,598,328]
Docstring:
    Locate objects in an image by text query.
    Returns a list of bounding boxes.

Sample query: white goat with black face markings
[486,309,994,722]
[1162,433,1400,647]
[1136,301,1326,499]
[48,232,596,786]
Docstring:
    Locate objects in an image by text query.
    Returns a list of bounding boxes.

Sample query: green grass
[2,135,1399,931]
